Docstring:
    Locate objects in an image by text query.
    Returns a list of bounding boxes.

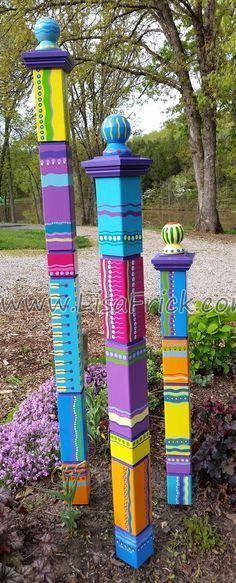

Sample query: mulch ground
[0,288,235,582]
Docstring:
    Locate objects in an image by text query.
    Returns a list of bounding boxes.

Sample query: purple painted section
[106,355,148,414]
[39,143,72,175]
[167,462,191,475]
[152,252,194,272]
[109,417,149,440]
[42,185,74,223]
[22,49,74,72]
[82,155,152,178]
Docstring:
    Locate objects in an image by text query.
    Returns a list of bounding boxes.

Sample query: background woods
[0,0,235,231]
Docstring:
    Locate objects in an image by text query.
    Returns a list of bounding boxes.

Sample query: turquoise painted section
[41,173,73,187]
[95,176,142,257]
[49,277,84,392]
[167,475,192,505]
[160,270,187,337]
[115,525,153,568]
[57,392,88,462]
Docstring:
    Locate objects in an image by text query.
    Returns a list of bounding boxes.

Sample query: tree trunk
[0,116,11,199]
[183,91,204,222]
[71,123,87,225]
[198,106,223,232]
[28,169,41,223]
[7,147,16,223]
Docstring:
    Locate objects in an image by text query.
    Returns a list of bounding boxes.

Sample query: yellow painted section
[50,69,70,140]
[33,68,70,142]
[110,431,150,465]
[164,402,190,439]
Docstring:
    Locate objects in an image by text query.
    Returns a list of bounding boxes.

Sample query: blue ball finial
[101,115,132,156]
[34,17,60,51]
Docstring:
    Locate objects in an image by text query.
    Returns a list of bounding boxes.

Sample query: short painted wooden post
[22,17,90,504]
[82,115,153,567]
[152,223,194,505]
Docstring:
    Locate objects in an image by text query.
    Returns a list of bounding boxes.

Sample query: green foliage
[184,515,226,553]
[192,399,236,489]
[190,372,214,387]
[1,405,20,424]
[85,386,108,446]
[146,346,162,386]
[189,302,236,375]
[47,474,81,537]
[148,391,162,412]
[0,229,91,250]
[148,297,160,316]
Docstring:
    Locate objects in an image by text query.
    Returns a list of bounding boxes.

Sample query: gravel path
[0,227,235,307]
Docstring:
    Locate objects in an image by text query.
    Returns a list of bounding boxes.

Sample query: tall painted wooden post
[152,223,194,505]
[22,17,90,505]
[82,116,153,568]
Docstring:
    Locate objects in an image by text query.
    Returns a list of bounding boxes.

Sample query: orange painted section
[111,457,151,536]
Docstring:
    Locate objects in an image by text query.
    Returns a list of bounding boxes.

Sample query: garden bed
[0,290,235,582]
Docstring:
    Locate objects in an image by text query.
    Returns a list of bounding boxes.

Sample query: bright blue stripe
[42,173,73,187]
[164,351,187,357]
[45,222,73,233]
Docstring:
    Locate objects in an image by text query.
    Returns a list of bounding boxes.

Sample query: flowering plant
[84,364,107,394]
[0,378,59,488]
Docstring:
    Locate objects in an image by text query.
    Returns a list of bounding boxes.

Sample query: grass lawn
[0,229,91,250]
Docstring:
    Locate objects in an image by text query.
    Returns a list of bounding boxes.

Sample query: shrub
[192,399,236,488]
[0,379,59,488]
[189,302,236,375]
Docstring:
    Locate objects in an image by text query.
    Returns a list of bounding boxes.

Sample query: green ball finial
[34,17,60,50]
[161,222,184,254]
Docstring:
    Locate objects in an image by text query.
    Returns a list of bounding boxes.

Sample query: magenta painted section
[100,256,145,343]
[47,251,78,277]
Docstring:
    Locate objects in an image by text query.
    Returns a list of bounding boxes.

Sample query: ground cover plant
[0,229,91,250]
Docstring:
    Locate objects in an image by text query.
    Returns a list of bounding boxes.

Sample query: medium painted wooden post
[22,17,90,504]
[152,223,194,505]
[82,115,153,568]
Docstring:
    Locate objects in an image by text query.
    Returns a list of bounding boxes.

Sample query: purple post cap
[151,251,194,272]
[152,222,194,270]
[22,16,75,72]
[82,115,152,177]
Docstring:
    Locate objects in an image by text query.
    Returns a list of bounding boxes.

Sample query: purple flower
[0,378,59,488]
[84,364,107,395]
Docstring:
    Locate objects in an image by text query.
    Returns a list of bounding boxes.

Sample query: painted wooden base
[115,525,153,568]
[63,461,90,505]
[167,474,192,505]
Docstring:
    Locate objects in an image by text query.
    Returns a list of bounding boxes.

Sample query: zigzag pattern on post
[82,115,153,568]
[22,16,90,505]
[152,222,194,506]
